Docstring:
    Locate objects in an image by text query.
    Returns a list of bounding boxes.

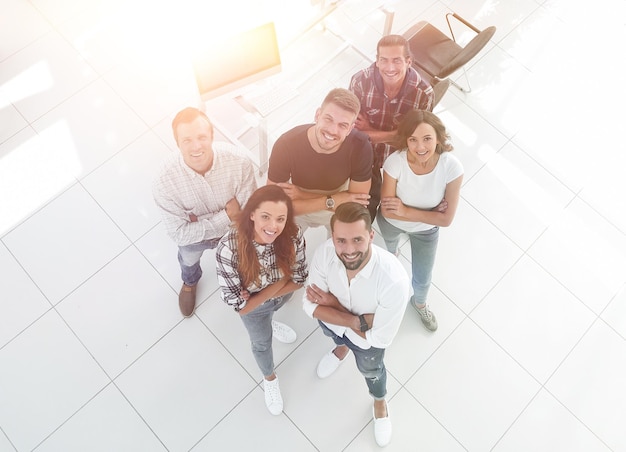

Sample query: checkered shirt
[215,226,308,312]
[350,63,434,168]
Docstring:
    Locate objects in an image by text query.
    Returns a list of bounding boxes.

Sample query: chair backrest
[437,26,496,78]
[404,21,463,79]
[413,65,449,108]
[403,15,496,97]
[430,78,451,107]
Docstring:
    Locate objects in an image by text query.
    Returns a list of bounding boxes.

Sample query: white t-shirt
[382,150,464,232]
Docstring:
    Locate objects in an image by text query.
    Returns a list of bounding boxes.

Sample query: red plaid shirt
[350,63,434,168]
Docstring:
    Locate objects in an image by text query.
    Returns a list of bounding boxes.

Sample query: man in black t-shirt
[267,88,373,232]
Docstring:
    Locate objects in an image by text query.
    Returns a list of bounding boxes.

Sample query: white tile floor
[1,0,625,451]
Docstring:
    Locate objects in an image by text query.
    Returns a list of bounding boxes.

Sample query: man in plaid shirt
[349,34,434,221]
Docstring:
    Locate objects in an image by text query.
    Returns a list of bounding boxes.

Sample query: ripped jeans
[318,321,387,399]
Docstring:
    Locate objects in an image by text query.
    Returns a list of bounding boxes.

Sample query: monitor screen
[193,22,282,101]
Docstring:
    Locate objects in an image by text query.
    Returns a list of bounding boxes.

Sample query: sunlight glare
[118,1,283,73]
[1,61,54,103]
[104,0,299,99]
[488,151,563,223]
[0,121,79,235]
[442,112,478,146]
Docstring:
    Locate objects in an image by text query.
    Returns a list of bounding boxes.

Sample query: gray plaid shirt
[153,143,257,246]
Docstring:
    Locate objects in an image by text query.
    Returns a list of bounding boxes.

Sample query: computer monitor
[193,22,282,101]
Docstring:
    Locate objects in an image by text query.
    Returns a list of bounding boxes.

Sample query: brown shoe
[179,284,197,317]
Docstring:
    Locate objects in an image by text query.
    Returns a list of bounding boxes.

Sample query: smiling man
[267,88,373,233]
[303,202,410,447]
[349,35,434,221]
[153,107,256,317]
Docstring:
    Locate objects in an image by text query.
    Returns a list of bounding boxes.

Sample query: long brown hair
[396,110,453,154]
[236,185,298,288]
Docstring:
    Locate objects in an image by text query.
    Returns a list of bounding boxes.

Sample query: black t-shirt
[268,124,373,190]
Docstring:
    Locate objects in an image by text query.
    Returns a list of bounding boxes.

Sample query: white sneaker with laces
[271,320,296,344]
[316,348,349,379]
[263,377,283,415]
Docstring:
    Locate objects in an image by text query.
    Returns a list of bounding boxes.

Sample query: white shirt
[383,150,463,232]
[152,142,257,246]
[303,238,410,349]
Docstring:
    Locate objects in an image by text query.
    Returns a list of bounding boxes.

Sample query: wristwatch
[358,314,369,332]
[325,195,335,210]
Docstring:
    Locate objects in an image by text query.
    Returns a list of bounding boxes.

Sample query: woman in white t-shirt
[377,110,463,332]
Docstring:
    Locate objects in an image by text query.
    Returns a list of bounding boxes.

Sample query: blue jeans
[376,212,439,306]
[240,293,292,378]
[318,321,387,399]
[177,238,221,286]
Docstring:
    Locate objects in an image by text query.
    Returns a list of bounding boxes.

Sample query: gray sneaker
[411,297,438,331]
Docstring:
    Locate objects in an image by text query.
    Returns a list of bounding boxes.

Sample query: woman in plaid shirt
[216,185,308,415]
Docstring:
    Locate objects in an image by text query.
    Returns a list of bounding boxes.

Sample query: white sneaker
[316,348,349,379]
[263,377,283,415]
[373,401,392,447]
[271,320,297,344]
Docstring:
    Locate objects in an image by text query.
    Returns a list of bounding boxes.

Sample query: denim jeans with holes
[318,321,387,399]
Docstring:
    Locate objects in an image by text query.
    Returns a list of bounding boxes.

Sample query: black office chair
[404,13,496,95]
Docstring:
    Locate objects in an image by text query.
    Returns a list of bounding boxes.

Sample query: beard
[337,247,370,271]
[314,127,341,152]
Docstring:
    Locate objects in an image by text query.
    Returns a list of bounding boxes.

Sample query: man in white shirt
[153,107,257,317]
[303,202,410,447]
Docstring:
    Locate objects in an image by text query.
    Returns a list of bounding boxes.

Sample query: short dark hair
[330,202,372,232]
[171,107,213,143]
[376,34,411,60]
[321,88,361,117]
